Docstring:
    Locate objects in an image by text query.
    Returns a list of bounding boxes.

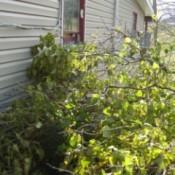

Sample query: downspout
[153,0,157,46]
[113,0,120,50]
[60,0,64,46]
[114,0,120,27]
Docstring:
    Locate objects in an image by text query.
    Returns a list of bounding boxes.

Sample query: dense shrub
[1,33,175,174]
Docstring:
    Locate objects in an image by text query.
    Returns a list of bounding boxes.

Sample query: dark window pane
[132,12,137,30]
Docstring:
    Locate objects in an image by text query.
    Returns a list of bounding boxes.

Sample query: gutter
[60,0,64,46]
[146,0,154,15]
[136,0,154,16]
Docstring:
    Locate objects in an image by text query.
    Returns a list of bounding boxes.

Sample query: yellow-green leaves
[152,62,159,69]
[122,101,129,111]
[102,125,111,138]
[119,51,125,58]
[65,103,75,109]
[70,133,82,148]
[103,106,111,116]
[108,156,115,165]
[114,26,122,31]
[124,37,132,44]
[136,90,143,97]
[89,139,96,145]
[123,155,133,175]
[92,93,99,99]
[152,14,158,20]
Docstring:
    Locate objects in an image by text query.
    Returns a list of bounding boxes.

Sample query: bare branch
[46,163,75,175]
[107,84,175,93]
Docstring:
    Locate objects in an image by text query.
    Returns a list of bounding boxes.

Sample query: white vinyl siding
[85,0,145,45]
[0,0,60,110]
[85,0,115,45]
[118,0,145,33]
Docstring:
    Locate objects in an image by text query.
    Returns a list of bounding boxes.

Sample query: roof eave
[136,0,154,16]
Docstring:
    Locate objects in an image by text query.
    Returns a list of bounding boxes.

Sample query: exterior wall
[85,0,145,45]
[85,0,115,46]
[0,0,60,110]
[117,0,145,33]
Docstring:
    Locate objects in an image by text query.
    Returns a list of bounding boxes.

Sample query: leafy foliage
[1,33,175,174]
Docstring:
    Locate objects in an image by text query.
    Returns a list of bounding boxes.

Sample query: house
[0,0,154,110]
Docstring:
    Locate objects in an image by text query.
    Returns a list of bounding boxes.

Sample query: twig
[106,84,175,93]
[46,163,75,175]
[0,121,15,125]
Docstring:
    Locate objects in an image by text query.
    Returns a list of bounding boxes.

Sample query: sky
[156,0,175,20]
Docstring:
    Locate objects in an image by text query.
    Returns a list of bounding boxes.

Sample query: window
[63,0,85,43]
[133,12,137,30]
[64,0,79,32]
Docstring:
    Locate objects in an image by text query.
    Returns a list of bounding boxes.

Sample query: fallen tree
[1,32,175,175]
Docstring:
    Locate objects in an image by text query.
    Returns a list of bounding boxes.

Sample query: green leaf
[80,157,90,168]
[114,27,121,31]
[108,156,114,165]
[152,14,158,20]
[65,103,75,109]
[102,125,111,138]
[13,144,19,152]
[70,133,81,148]
[89,139,96,145]
[119,51,125,58]
[35,121,43,129]
[152,62,159,69]
[14,168,22,175]
[101,169,106,175]
[36,148,44,160]
[125,37,132,43]
[123,156,133,175]
[24,158,31,175]
[136,90,143,97]
[164,48,169,54]
[122,101,129,111]
[92,94,99,99]
[103,106,111,116]
[71,52,79,59]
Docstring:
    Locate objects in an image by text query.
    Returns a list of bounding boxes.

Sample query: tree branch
[46,163,75,175]
[107,84,175,93]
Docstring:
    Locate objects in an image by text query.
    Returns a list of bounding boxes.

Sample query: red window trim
[79,0,86,42]
[133,12,137,30]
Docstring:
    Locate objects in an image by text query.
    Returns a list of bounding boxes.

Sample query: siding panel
[0,12,58,27]
[0,0,60,110]
[0,48,32,63]
[0,59,32,77]
[0,72,27,90]
[0,27,53,38]
[0,37,39,50]
[0,85,24,102]
[18,0,59,9]
[118,0,145,32]
[0,1,58,17]
[85,0,115,44]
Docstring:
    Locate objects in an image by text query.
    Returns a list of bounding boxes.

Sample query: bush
[1,33,175,174]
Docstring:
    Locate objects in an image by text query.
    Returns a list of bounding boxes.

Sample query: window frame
[133,12,138,30]
[63,0,85,43]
